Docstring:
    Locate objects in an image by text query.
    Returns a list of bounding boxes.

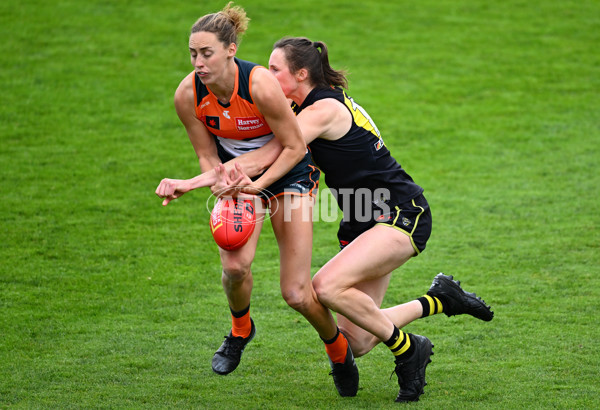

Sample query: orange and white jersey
[193,58,274,157]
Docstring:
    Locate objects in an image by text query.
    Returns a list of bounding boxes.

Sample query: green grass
[1,0,599,408]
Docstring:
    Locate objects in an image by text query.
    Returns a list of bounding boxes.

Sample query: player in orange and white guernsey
[155,5,358,397]
[220,37,494,403]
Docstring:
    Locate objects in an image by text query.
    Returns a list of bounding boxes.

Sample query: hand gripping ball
[210,197,256,251]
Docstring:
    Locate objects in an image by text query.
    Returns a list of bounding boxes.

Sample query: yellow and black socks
[322,328,349,364]
[418,295,443,318]
[384,326,414,360]
[230,305,252,338]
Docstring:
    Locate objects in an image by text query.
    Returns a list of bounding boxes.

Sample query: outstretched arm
[156,136,284,205]
[156,70,285,206]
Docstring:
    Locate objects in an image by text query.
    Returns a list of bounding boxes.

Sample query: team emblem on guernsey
[402,217,412,227]
[206,116,220,130]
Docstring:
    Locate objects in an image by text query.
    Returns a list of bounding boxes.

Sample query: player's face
[189,31,235,85]
[268,48,297,98]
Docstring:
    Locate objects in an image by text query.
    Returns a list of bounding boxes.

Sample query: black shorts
[216,140,320,202]
[261,151,320,203]
[337,193,432,255]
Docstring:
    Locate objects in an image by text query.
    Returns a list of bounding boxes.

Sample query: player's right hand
[155,178,189,206]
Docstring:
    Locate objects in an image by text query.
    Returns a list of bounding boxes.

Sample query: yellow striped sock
[418,295,443,317]
[384,327,413,358]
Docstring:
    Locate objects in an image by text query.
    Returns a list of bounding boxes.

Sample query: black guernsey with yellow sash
[293,87,429,250]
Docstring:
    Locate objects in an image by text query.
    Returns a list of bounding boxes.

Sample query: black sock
[321,328,340,344]
[417,295,443,317]
[230,304,250,318]
[384,326,414,359]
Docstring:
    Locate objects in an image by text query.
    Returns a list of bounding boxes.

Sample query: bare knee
[313,275,337,308]
[281,286,313,314]
[221,260,251,283]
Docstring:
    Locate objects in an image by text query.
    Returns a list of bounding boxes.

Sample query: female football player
[155,6,358,397]
[217,37,494,403]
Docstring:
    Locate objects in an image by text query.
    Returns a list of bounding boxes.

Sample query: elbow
[198,155,218,173]
[290,147,306,164]
[260,141,286,172]
[289,139,307,162]
[281,145,306,169]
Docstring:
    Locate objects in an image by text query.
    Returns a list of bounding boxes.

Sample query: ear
[227,43,237,57]
[295,68,308,82]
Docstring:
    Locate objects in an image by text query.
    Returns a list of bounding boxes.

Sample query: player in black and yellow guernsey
[218,37,494,403]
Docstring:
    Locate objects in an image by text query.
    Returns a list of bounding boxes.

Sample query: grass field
[1,0,599,408]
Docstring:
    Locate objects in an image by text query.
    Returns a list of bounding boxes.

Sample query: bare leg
[211,200,267,375]
[218,201,266,311]
[270,195,337,339]
[339,300,423,357]
[313,225,416,344]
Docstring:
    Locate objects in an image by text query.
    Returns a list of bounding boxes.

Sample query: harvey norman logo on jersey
[235,117,264,131]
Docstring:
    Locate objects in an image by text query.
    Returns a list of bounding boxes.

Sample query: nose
[193,55,204,69]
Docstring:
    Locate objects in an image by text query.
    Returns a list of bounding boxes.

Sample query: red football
[210,197,256,251]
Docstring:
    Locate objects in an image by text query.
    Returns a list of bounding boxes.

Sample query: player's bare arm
[248,67,306,191]
[295,98,352,143]
[155,136,283,206]
[174,72,221,173]
[155,73,220,206]
[209,98,352,191]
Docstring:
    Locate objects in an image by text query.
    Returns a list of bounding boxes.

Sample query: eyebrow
[189,46,212,52]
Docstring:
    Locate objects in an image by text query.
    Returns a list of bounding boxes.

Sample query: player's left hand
[212,163,260,197]
[229,163,262,196]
